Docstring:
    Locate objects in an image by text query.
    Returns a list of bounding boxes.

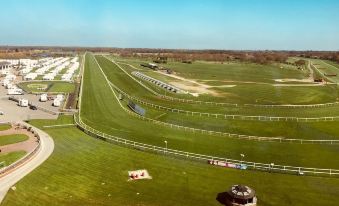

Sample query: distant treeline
[0,46,338,64]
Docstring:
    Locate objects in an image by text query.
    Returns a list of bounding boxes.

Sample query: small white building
[42,74,55,81]
[24,73,38,81]
[8,89,23,95]
[18,99,29,107]
[2,79,10,86]
[53,99,61,107]
[5,74,16,81]
[56,94,64,101]
[0,61,11,70]
[40,94,48,102]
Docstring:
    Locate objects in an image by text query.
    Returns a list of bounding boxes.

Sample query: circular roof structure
[227,185,255,200]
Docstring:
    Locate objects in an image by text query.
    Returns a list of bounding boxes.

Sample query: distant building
[0,61,11,70]
[140,63,158,70]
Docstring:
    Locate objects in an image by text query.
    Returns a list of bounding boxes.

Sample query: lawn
[2,53,339,206]
[0,124,11,131]
[102,56,339,105]
[0,151,26,168]
[111,56,308,84]
[0,134,29,146]
[19,81,75,93]
[79,54,339,169]
[310,59,339,83]
[94,55,339,141]
[2,117,339,206]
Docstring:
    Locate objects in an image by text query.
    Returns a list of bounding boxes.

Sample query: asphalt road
[0,121,54,203]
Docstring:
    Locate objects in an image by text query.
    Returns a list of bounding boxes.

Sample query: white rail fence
[109,81,339,122]
[95,55,339,145]
[74,115,339,177]
[106,56,339,109]
[82,55,339,176]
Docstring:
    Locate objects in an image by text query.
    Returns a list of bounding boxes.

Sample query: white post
[164,140,168,154]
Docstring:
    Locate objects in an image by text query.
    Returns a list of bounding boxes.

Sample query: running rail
[74,114,339,177]
[94,55,339,145]
[104,55,339,109]
[76,54,339,177]
[108,81,339,123]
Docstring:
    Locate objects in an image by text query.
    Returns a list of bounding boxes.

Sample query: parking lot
[0,86,60,122]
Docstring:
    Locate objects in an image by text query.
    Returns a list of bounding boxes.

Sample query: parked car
[29,105,37,110]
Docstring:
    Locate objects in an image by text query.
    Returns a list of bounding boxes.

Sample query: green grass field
[3,53,339,206]
[310,59,339,83]
[102,56,339,110]
[0,151,26,168]
[78,54,339,169]
[2,117,339,206]
[0,124,11,131]
[19,81,76,93]
[0,134,29,146]
[108,56,339,105]
[93,55,339,141]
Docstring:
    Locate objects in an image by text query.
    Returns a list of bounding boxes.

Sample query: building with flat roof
[0,61,11,70]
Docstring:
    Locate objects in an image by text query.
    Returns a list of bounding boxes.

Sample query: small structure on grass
[216,185,257,206]
[128,169,152,181]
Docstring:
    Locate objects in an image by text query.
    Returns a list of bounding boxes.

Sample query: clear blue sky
[0,0,338,50]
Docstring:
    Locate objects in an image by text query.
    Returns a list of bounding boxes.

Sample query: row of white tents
[62,58,79,81]
[21,58,55,75]
[24,57,69,81]
[1,72,23,95]
[23,57,79,81]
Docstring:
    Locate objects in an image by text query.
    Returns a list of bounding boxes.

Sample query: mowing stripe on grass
[96,56,339,144]
[81,54,339,172]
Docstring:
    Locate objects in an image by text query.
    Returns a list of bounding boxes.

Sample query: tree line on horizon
[0,46,338,65]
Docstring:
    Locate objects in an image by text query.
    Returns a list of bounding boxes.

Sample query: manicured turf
[0,124,11,131]
[96,55,339,141]
[2,117,339,206]
[101,56,339,117]
[140,102,339,140]
[109,56,338,104]
[48,82,75,93]
[3,54,339,206]
[310,59,339,83]
[113,56,308,84]
[0,151,26,168]
[79,54,339,169]
[19,81,75,93]
[0,134,29,146]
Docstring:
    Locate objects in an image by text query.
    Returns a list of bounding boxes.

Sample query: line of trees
[0,46,338,64]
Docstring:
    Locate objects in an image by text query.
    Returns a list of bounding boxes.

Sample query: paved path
[0,122,54,203]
